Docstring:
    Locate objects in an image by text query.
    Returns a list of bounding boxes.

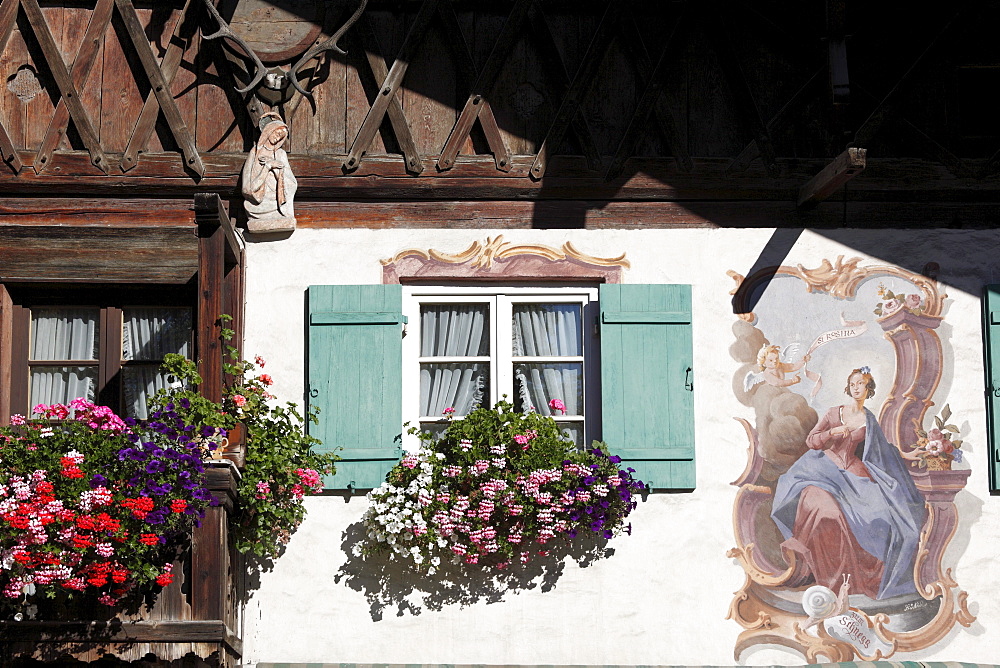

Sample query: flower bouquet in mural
[151,316,338,561]
[0,399,217,610]
[908,404,964,471]
[361,399,644,573]
[873,282,924,317]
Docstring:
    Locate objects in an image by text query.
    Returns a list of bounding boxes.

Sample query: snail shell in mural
[801,584,839,620]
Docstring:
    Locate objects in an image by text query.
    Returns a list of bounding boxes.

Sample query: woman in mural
[770,367,927,600]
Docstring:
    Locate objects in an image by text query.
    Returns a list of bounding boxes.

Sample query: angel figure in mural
[744,343,811,390]
[242,111,297,233]
[770,367,926,600]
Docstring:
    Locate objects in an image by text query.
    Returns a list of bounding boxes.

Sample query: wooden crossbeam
[529,2,624,179]
[344,0,440,172]
[355,13,423,175]
[120,0,197,173]
[797,147,866,210]
[527,2,601,172]
[852,13,961,147]
[728,67,823,173]
[0,0,23,173]
[854,81,970,179]
[435,1,510,172]
[114,0,204,177]
[437,0,531,172]
[827,0,849,104]
[607,9,689,180]
[20,0,109,173]
[710,5,777,178]
[34,0,113,174]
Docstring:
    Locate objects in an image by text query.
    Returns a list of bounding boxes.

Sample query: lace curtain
[29,308,99,407]
[512,304,582,416]
[28,306,191,418]
[122,308,192,418]
[419,305,487,416]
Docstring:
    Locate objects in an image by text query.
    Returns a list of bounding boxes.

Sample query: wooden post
[0,285,11,424]
[196,193,226,403]
[191,465,237,624]
[797,147,867,210]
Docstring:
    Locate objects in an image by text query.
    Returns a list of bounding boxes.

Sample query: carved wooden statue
[242,112,297,233]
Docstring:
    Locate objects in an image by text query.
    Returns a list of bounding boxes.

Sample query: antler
[288,0,368,97]
[200,0,268,94]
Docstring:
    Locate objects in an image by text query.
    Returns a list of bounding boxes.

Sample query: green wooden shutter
[985,285,1000,491]
[308,285,404,490]
[600,284,694,490]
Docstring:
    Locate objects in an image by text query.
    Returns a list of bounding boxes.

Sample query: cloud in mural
[730,319,817,479]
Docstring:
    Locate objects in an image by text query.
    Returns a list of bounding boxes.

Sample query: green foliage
[363,400,643,572]
[155,316,338,562]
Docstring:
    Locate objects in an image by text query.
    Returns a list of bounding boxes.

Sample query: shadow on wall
[333,520,614,621]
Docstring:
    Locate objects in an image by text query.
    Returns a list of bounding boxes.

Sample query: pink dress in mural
[771,407,926,599]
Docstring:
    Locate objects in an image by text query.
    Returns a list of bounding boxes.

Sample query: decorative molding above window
[380,235,629,284]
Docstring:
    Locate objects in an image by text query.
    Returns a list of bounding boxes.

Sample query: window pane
[416,421,450,442]
[514,362,583,415]
[512,304,581,356]
[558,422,584,448]
[420,363,488,416]
[123,365,174,419]
[30,308,99,361]
[29,367,96,406]
[420,304,488,356]
[122,307,192,360]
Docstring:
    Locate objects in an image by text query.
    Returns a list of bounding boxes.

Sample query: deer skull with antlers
[200,0,368,97]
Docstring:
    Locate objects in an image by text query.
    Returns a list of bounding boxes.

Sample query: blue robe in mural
[771,408,927,599]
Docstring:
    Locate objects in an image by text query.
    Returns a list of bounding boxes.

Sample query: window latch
[684,366,693,391]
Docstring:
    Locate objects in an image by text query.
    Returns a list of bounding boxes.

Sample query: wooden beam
[852,12,961,147]
[797,147,866,209]
[529,2,624,179]
[120,0,197,173]
[0,0,24,174]
[728,67,824,173]
[354,14,423,175]
[33,0,114,174]
[527,1,603,173]
[826,0,849,104]
[0,283,12,424]
[344,0,440,172]
[607,9,688,180]
[114,0,205,177]
[19,0,109,173]
[709,3,778,178]
[0,620,241,655]
[435,0,511,172]
[203,192,241,267]
[195,193,225,403]
[437,0,532,171]
[0,226,199,283]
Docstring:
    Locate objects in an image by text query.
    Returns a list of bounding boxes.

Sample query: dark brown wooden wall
[2,0,999,187]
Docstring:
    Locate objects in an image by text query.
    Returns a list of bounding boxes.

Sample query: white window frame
[402,285,600,449]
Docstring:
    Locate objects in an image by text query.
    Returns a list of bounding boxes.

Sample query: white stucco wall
[238,226,1000,666]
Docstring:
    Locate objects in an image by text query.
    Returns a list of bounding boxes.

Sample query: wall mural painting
[726,256,975,663]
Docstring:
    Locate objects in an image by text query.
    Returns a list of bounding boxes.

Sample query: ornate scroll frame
[381,235,629,284]
[726,257,974,662]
